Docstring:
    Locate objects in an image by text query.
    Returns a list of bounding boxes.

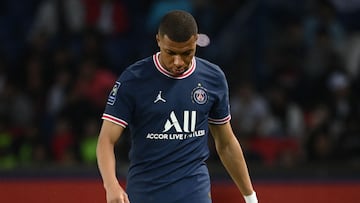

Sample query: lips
[173,67,186,75]
[175,67,185,72]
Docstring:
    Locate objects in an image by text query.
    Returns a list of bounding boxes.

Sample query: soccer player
[96,10,258,203]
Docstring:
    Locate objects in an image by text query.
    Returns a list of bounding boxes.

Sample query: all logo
[147,110,205,140]
[163,111,196,133]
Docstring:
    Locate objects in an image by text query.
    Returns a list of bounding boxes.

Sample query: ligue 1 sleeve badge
[191,83,208,105]
[107,81,121,105]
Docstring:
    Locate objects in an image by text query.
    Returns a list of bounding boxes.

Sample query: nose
[173,55,184,67]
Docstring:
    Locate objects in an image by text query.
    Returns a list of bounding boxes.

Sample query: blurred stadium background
[0,0,360,202]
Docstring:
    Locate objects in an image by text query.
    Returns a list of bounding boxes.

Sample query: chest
[132,77,215,121]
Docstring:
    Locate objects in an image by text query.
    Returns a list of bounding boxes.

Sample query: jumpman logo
[154,91,166,103]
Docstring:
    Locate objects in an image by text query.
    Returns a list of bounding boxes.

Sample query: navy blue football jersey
[102,52,231,203]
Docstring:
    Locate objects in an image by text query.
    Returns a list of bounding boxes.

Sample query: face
[156,34,197,76]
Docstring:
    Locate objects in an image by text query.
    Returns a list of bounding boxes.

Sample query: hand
[105,183,130,203]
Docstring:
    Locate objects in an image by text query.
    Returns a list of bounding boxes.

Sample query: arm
[209,122,258,202]
[96,119,130,203]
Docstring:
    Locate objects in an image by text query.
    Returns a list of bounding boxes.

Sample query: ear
[156,34,160,47]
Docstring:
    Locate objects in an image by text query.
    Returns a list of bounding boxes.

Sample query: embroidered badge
[191,83,208,105]
[107,82,121,105]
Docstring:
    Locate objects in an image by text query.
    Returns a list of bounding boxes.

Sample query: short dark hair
[158,10,198,42]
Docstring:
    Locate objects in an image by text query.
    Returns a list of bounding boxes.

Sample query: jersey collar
[153,52,196,79]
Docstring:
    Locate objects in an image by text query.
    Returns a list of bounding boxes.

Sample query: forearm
[96,121,130,203]
[96,136,119,189]
[215,137,254,196]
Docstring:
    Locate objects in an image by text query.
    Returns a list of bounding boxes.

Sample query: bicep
[209,122,237,147]
[99,119,125,144]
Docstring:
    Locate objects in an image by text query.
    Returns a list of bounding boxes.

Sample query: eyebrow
[165,49,194,55]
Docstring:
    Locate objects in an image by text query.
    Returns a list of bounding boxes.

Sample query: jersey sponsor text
[146,130,205,140]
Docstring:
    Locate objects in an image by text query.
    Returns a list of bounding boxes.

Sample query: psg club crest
[107,81,121,105]
[191,84,208,105]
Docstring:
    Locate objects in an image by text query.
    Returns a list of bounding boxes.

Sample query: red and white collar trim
[153,52,196,79]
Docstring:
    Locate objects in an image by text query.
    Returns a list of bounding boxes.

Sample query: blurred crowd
[0,0,359,170]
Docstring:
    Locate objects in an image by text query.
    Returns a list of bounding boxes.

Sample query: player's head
[156,10,198,76]
[158,10,198,43]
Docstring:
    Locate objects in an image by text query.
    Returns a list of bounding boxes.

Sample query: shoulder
[196,57,220,69]
[119,56,154,81]
[196,57,225,74]
[195,57,227,80]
